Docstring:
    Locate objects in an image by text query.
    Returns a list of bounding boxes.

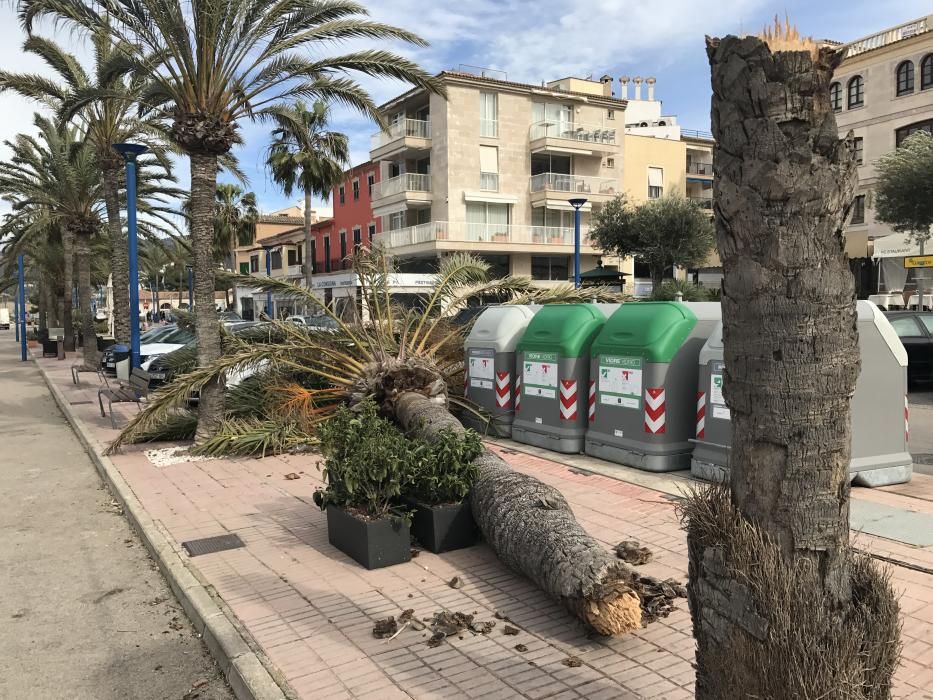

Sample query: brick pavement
[40,356,933,699]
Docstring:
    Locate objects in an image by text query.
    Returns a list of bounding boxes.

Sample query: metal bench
[71,363,104,386]
[98,368,150,428]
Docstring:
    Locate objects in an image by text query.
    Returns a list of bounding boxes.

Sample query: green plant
[651,279,711,301]
[406,428,482,505]
[314,401,417,519]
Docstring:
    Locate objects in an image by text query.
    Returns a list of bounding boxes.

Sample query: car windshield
[304,316,338,329]
[140,325,177,343]
[154,328,195,345]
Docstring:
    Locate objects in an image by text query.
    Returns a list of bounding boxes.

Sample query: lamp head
[113,143,148,161]
[569,197,587,209]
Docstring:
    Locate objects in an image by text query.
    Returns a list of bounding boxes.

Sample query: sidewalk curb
[35,358,287,700]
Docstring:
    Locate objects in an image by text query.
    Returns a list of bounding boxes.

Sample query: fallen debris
[514,644,528,652]
[469,620,496,635]
[562,656,583,668]
[636,574,688,624]
[284,472,300,480]
[448,576,463,589]
[372,617,398,639]
[615,540,653,566]
[503,625,519,636]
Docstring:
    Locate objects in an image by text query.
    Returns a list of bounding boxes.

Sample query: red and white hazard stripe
[644,387,666,434]
[696,391,706,439]
[515,375,521,412]
[495,371,511,409]
[905,395,909,443]
[588,380,596,423]
[560,379,578,421]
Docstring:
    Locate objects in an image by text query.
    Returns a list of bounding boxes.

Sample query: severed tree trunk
[395,391,644,636]
[190,152,225,440]
[74,231,97,368]
[102,164,130,344]
[681,35,900,698]
[61,228,75,351]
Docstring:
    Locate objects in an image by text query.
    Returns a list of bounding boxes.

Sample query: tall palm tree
[22,0,443,440]
[0,28,175,345]
[212,183,258,310]
[267,101,349,290]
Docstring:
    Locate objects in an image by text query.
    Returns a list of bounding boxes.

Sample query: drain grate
[70,400,94,405]
[182,533,245,557]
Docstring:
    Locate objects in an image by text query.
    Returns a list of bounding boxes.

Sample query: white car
[139,327,196,369]
[285,315,339,332]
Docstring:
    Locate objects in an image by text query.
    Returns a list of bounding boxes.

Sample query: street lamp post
[17,254,26,361]
[113,143,148,369]
[186,264,193,310]
[569,198,588,289]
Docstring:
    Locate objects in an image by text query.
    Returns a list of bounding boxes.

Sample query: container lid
[858,300,908,367]
[699,322,724,364]
[465,305,537,352]
[517,304,608,357]
[593,302,698,363]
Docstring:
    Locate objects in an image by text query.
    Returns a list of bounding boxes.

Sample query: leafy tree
[590,194,715,291]
[266,101,349,290]
[21,0,444,440]
[874,130,933,245]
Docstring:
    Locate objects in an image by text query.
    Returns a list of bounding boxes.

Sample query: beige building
[833,15,933,294]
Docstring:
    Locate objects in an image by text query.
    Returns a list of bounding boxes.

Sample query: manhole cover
[911,453,933,465]
[182,534,245,557]
[69,400,93,405]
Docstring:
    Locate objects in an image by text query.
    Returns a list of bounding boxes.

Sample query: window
[287,248,301,266]
[923,54,933,90]
[387,211,406,231]
[249,255,259,273]
[477,254,510,279]
[339,230,347,259]
[353,226,362,253]
[480,92,498,137]
[368,224,376,242]
[479,145,499,191]
[850,195,865,225]
[323,237,331,272]
[829,82,842,112]
[605,158,615,168]
[896,61,914,96]
[891,316,923,338]
[531,256,570,281]
[896,119,933,147]
[338,185,345,205]
[648,167,663,199]
[367,173,375,196]
[310,240,317,273]
[607,109,615,120]
[847,76,864,108]
[920,315,933,334]
[853,137,863,165]
[270,249,282,270]
[388,162,401,179]
[466,201,510,240]
[352,179,360,201]
[239,261,250,274]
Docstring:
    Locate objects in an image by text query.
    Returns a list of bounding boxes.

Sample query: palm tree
[213,184,257,310]
[0,28,175,345]
[267,101,349,290]
[22,0,443,440]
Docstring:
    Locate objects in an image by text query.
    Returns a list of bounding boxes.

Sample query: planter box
[406,498,479,553]
[326,505,411,570]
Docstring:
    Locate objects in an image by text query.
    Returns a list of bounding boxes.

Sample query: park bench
[71,362,104,386]
[98,368,150,428]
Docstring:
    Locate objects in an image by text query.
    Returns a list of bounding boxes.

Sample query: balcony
[370,118,431,160]
[689,196,713,211]
[845,17,928,58]
[687,162,714,178]
[286,263,305,277]
[372,221,600,256]
[529,172,619,206]
[529,121,618,156]
[371,173,432,211]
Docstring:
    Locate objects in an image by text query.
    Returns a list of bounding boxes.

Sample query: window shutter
[648,167,664,187]
[479,146,498,173]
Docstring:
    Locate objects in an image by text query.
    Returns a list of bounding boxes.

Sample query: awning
[462,192,519,204]
[872,233,921,259]
[532,199,593,212]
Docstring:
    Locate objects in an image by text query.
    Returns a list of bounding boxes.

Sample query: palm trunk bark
[75,233,96,368]
[103,165,130,344]
[38,280,48,330]
[303,190,313,295]
[682,36,900,698]
[61,228,75,351]
[190,152,224,440]
[395,391,654,636]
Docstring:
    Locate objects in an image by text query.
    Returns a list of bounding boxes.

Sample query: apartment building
[832,15,933,297]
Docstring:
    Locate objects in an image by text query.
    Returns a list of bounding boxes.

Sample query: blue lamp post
[17,254,27,361]
[569,197,587,288]
[113,142,148,369]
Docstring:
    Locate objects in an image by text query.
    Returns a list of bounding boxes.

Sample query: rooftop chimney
[646,77,656,101]
[600,74,613,97]
[633,76,643,100]
[619,76,630,100]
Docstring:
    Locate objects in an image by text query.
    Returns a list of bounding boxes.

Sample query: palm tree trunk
[394,391,657,637]
[303,190,313,295]
[103,165,130,344]
[682,37,900,698]
[190,153,224,440]
[75,233,96,368]
[61,228,75,351]
[38,280,48,330]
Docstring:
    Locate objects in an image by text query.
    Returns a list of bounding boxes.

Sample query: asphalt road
[0,337,233,700]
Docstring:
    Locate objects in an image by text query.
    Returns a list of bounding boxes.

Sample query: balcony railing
[687,162,714,175]
[690,196,713,210]
[370,118,431,149]
[529,121,617,145]
[681,128,714,140]
[286,263,305,277]
[374,221,596,249]
[845,17,928,57]
[529,172,618,196]
[480,172,499,191]
[371,173,432,199]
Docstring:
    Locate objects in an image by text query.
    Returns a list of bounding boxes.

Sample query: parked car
[286,315,340,332]
[883,310,933,384]
[0,308,10,330]
[138,326,196,369]
[147,321,261,390]
[100,324,180,375]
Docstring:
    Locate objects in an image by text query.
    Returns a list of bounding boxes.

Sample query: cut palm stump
[396,391,684,636]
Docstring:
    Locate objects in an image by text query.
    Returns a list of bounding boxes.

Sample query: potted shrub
[403,428,483,553]
[314,402,414,570]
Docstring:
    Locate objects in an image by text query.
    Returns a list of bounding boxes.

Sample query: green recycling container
[512,304,618,453]
[585,302,721,471]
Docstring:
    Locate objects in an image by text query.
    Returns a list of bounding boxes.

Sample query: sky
[0,0,930,215]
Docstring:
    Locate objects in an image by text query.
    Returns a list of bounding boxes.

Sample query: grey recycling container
[690,301,912,487]
[112,344,131,380]
[512,304,617,454]
[585,302,721,471]
[462,305,538,437]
